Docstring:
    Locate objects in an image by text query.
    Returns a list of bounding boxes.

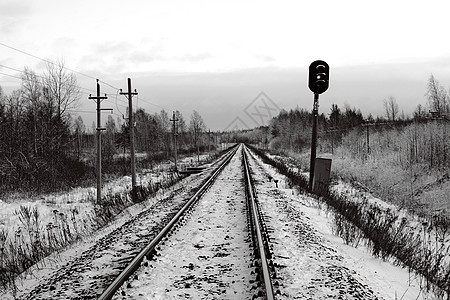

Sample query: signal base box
[312,158,332,195]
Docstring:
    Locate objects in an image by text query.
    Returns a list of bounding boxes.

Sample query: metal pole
[208,129,211,152]
[366,125,370,154]
[171,111,178,171]
[128,78,137,193]
[89,80,108,203]
[174,129,178,171]
[119,80,138,195]
[96,81,102,203]
[309,93,319,191]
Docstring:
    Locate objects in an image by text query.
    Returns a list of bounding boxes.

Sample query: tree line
[263,74,449,159]
[238,74,449,217]
[0,62,210,194]
[97,108,208,165]
[0,61,83,192]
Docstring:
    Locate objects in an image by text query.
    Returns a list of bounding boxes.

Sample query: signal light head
[316,64,326,72]
[308,60,329,94]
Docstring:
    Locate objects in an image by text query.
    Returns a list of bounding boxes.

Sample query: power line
[112,89,127,117]
[0,71,22,81]
[68,109,114,114]
[0,62,97,95]
[1,68,169,116]
[0,41,120,91]
[138,96,171,111]
[99,80,120,91]
[0,64,24,74]
[1,42,173,116]
[0,42,97,80]
[67,109,124,121]
[105,98,127,107]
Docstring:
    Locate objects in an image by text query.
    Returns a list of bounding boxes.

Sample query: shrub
[249,145,450,298]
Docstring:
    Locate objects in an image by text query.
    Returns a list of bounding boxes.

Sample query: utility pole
[120,78,138,195]
[208,129,211,152]
[170,111,179,171]
[89,79,110,203]
[365,124,370,154]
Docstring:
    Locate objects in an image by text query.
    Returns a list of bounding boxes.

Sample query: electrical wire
[0,71,22,81]
[112,89,126,118]
[137,96,170,111]
[1,42,175,116]
[0,42,97,80]
[0,41,120,91]
[0,64,26,74]
[0,63,97,95]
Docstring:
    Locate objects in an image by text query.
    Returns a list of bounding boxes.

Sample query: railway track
[106,144,275,299]
[16,144,276,299]
[243,146,276,300]
[16,146,238,299]
[15,143,387,299]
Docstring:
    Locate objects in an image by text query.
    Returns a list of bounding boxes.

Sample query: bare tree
[329,104,341,127]
[414,104,426,120]
[21,68,42,155]
[158,110,171,157]
[74,116,86,160]
[43,59,80,120]
[157,110,171,132]
[189,110,206,162]
[4,90,24,157]
[103,115,116,162]
[21,68,41,104]
[426,74,449,116]
[383,96,399,121]
[175,110,188,149]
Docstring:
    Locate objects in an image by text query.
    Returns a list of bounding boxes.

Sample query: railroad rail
[243,146,275,300]
[98,145,239,300]
[100,144,276,299]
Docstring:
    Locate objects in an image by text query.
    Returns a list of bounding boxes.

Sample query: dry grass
[0,149,225,295]
[249,145,450,298]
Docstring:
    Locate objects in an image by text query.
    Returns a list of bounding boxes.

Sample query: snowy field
[0,153,211,236]
[265,152,449,299]
[1,146,447,299]
[249,150,437,299]
[0,152,215,298]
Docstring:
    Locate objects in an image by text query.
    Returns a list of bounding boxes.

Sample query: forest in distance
[237,74,449,218]
[0,61,449,220]
[0,61,212,193]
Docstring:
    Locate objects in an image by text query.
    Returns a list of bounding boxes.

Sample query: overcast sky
[1,0,450,130]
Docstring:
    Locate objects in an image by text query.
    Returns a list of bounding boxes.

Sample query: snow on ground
[3,146,444,299]
[0,152,214,239]
[0,151,219,298]
[247,149,438,299]
[114,147,255,299]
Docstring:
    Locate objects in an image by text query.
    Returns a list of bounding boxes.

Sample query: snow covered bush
[249,145,450,298]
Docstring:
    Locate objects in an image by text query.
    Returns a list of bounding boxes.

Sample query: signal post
[308,60,329,191]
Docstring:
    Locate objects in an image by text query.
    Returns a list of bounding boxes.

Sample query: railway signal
[308,60,330,191]
[308,60,329,95]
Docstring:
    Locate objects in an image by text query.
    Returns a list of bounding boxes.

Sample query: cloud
[52,37,77,53]
[91,41,131,56]
[129,42,166,63]
[175,53,213,62]
[119,58,450,130]
[255,55,276,63]
[0,1,34,34]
